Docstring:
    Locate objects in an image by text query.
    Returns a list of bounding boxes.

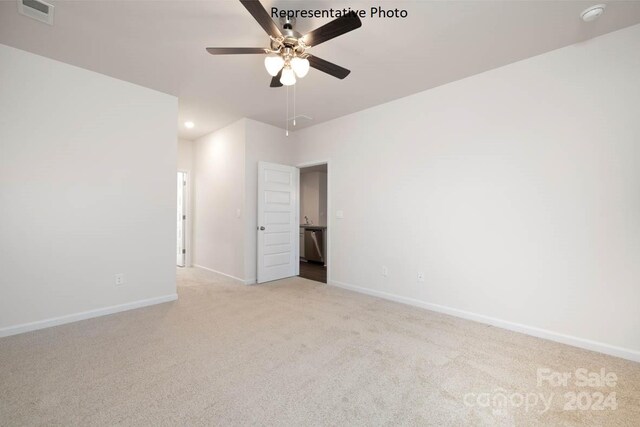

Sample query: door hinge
[182,249,186,254]
[183,180,186,186]
[182,215,186,220]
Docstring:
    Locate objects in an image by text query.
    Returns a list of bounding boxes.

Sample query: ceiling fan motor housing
[271,25,305,55]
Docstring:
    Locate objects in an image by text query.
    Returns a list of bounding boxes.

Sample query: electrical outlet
[115,273,125,286]
[417,272,425,282]
[382,266,389,277]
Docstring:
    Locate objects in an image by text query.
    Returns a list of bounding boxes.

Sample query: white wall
[300,171,327,226]
[319,172,327,227]
[293,25,640,360]
[192,119,246,280]
[243,119,295,283]
[301,172,320,225]
[177,138,193,172]
[0,44,178,334]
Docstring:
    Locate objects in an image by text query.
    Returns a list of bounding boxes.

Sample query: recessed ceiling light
[184,121,195,129]
[581,4,606,22]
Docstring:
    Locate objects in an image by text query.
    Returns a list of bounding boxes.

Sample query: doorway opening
[176,171,187,267]
[299,163,327,283]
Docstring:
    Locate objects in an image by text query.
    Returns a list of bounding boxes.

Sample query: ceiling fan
[206,0,362,87]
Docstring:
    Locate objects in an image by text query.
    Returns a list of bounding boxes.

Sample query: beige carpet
[1,268,638,426]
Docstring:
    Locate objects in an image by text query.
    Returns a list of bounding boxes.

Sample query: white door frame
[177,169,192,267]
[297,159,331,283]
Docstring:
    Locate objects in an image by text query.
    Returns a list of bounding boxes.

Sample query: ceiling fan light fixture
[280,66,296,86]
[291,57,310,78]
[264,54,284,76]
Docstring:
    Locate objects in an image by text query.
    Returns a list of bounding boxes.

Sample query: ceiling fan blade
[270,70,283,87]
[206,47,266,55]
[302,12,362,47]
[307,55,351,79]
[239,0,283,38]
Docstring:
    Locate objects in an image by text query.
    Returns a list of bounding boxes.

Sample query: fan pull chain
[286,85,289,137]
[293,83,296,127]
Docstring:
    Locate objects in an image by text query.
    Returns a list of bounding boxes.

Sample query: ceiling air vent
[17,0,54,25]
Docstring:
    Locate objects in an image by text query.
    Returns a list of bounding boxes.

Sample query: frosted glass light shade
[264,55,284,76]
[291,57,310,78]
[280,66,296,86]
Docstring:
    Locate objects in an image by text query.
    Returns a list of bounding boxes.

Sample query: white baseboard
[329,280,640,363]
[192,264,253,284]
[0,293,178,338]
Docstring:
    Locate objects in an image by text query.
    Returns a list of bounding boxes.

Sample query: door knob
[259,226,265,231]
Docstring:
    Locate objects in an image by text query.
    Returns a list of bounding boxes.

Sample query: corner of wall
[191,118,249,280]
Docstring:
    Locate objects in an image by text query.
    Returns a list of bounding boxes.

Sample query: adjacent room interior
[1,0,639,425]
[299,163,328,283]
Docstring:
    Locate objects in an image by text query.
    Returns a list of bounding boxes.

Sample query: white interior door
[176,172,186,267]
[257,161,299,283]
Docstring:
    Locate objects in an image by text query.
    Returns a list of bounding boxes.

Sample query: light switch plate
[336,210,344,219]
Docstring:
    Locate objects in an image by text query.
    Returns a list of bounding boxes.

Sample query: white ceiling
[2,1,640,140]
